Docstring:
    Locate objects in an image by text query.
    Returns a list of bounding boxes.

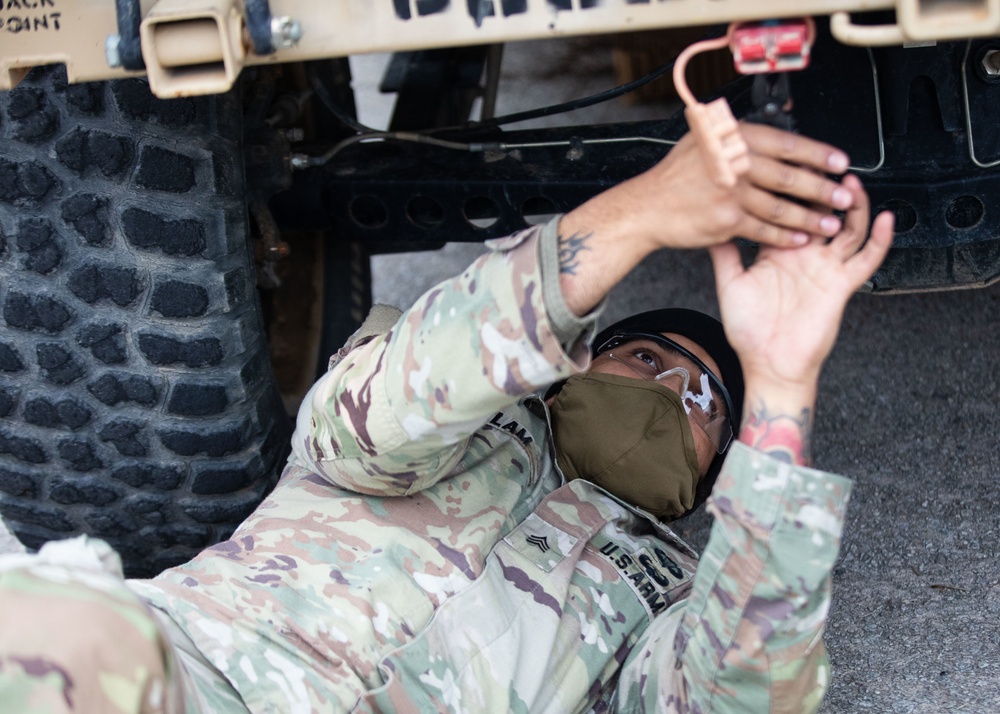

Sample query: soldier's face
[587,332,722,477]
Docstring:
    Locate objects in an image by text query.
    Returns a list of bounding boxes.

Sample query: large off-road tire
[0,67,291,577]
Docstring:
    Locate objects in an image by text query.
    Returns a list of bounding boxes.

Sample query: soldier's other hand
[710,173,894,396]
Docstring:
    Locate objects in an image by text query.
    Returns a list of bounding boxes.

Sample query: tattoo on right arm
[558,231,593,275]
[739,400,814,466]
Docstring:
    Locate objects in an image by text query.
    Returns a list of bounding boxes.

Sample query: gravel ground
[362,36,1000,714]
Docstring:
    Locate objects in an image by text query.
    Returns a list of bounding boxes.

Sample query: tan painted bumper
[2,0,997,97]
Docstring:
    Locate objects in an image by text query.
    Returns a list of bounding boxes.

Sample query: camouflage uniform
[0,220,851,713]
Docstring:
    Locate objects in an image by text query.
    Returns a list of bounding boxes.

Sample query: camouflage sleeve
[613,441,852,713]
[289,219,598,496]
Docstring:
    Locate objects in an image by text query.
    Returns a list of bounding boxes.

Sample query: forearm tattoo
[558,231,593,275]
[739,400,814,466]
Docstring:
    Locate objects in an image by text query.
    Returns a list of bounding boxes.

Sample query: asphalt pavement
[363,36,1000,714]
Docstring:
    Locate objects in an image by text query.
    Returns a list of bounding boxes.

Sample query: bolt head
[982,50,1000,76]
[271,16,303,48]
[105,35,122,68]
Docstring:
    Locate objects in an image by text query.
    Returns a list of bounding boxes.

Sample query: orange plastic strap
[684,98,750,188]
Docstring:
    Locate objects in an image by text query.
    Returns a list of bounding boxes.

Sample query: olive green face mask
[549,373,701,519]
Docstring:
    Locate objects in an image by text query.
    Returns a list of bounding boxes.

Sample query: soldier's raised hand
[711,173,894,404]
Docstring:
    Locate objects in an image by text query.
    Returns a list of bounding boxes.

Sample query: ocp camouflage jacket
[135,220,852,714]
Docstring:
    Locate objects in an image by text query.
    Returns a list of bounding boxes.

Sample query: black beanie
[591,308,744,519]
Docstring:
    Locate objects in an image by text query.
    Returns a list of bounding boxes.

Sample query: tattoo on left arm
[739,400,814,466]
[558,231,593,275]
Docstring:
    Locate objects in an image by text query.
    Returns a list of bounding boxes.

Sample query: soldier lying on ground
[0,123,893,713]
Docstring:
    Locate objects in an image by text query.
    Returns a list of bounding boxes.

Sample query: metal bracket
[140,0,248,98]
[833,0,1000,45]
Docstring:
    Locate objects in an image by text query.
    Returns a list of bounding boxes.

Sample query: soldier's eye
[634,349,657,367]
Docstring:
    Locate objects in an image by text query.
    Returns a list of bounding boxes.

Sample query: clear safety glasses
[596,332,736,454]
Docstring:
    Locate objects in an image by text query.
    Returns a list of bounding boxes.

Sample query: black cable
[306,64,379,135]
[306,27,723,136]
[434,25,726,133]
[469,56,679,130]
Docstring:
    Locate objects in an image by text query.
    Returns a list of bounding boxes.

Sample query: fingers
[828,174,870,259]
[738,216,812,247]
[739,132,855,245]
[746,154,855,213]
[738,184,839,243]
[845,210,895,286]
[741,123,850,176]
[828,175,893,289]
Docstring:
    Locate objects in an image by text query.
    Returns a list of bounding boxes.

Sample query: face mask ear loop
[655,366,690,396]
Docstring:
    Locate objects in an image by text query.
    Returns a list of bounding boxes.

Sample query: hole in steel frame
[406,196,445,228]
[945,195,984,229]
[349,195,388,228]
[521,196,558,226]
[881,199,918,233]
[463,196,500,229]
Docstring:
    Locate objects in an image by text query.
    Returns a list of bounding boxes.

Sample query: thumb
[709,241,744,289]
[845,210,895,287]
